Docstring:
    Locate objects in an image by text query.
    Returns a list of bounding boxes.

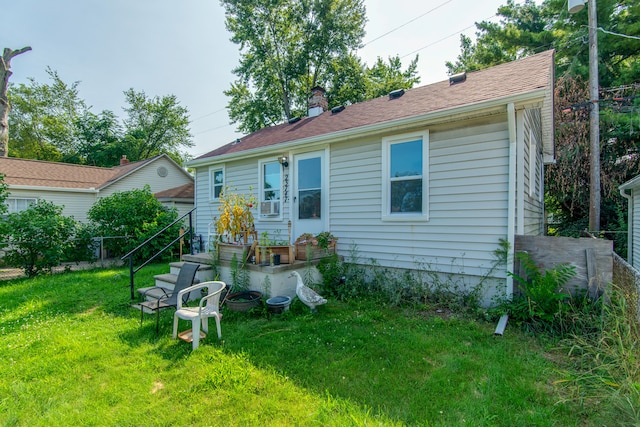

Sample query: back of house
[188,51,556,304]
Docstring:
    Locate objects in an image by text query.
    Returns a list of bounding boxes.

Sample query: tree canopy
[7,70,193,166]
[445,0,640,246]
[222,0,420,134]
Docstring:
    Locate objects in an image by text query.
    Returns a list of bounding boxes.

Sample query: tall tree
[8,74,194,166]
[122,89,193,165]
[8,68,88,161]
[222,0,367,133]
[446,0,640,240]
[0,46,31,157]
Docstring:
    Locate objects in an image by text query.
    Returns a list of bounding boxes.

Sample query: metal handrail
[121,208,195,300]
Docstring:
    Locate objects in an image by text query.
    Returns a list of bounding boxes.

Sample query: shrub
[490,252,606,336]
[88,186,179,262]
[3,200,81,277]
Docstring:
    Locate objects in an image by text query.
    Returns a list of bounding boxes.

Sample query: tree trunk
[0,46,32,157]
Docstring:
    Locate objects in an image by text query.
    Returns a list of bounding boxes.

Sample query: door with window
[293,151,326,237]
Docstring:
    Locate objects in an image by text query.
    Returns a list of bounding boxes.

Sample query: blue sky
[3,0,527,158]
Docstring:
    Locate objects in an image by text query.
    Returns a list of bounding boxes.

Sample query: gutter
[7,184,100,194]
[187,89,548,168]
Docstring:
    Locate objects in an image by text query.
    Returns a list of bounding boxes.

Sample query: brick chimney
[308,86,327,117]
[120,155,130,165]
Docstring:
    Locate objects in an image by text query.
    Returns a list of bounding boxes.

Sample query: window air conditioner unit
[260,200,280,216]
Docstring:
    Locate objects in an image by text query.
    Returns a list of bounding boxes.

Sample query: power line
[362,0,455,47]
[400,14,499,60]
[194,122,235,135]
[191,107,226,122]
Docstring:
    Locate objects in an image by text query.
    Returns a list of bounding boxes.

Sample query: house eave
[7,184,100,194]
[187,88,548,168]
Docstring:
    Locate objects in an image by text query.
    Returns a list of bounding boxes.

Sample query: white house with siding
[0,154,194,223]
[619,176,640,270]
[187,51,556,303]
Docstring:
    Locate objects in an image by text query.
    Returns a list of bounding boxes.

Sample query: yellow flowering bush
[216,187,257,243]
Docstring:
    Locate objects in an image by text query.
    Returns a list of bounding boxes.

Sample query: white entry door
[293,151,326,237]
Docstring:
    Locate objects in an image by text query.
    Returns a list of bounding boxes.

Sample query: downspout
[497,103,518,336]
[620,187,633,266]
[506,103,517,298]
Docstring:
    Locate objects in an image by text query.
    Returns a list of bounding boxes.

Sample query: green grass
[0,265,615,426]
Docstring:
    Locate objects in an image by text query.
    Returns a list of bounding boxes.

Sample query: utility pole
[569,0,600,233]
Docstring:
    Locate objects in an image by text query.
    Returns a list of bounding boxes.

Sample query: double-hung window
[260,161,281,218]
[209,167,224,200]
[383,131,429,220]
[5,197,38,214]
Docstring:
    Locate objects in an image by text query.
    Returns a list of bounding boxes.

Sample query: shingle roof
[154,182,194,200]
[194,50,554,161]
[0,156,159,189]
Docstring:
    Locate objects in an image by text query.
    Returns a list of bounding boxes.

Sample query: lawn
[0,264,610,426]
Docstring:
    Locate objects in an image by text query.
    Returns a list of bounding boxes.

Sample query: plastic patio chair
[172,281,226,350]
[138,262,200,333]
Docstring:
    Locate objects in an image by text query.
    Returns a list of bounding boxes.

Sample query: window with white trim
[383,131,429,220]
[209,167,224,200]
[259,160,282,218]
[6,197,38,214]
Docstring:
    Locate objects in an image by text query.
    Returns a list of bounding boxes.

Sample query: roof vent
[449,72,467,85]
[388,89,405,99]
[331,105,345,114]
[288,116,301,124]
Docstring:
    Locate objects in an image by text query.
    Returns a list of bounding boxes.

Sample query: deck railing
[121,208,196,300]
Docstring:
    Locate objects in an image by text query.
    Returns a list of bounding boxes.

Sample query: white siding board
[7,188,96,223]
[327,118,511,284]
[633,190,640,270]
[101,157,192,197]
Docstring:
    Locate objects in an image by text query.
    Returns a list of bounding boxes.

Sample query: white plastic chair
[172,281,226,350]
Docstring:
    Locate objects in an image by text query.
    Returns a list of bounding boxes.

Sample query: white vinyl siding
[633,190,640,270]
[522,108,544,236]
[5,189,97,223]
[100,157,192,198]
[194,157,293,244]
[330,116,509,279]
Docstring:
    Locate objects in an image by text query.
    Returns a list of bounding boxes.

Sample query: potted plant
[295,231,337,260]
[214,187,257,261]
[255,223,294,264]
[224,253,262,312]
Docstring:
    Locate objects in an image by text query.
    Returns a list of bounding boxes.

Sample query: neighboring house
[187,50,556,304]
[0,154,194,223]
[619,176,640,270]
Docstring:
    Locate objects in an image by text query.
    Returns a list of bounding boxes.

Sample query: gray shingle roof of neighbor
[0,155,160,190]
[194,50,555,161]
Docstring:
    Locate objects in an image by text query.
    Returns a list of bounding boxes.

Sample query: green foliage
[446,1,640,241]
[7,70,193,166]
[229,251,250,291]
[490,252,607,336]
[0,173,9,217]
[7,68,88,161]
[121,89,193,165]
[0,265,613,425]
[317,242,505,316]
[560,283,640,424]
[2,200,83,277]
[222,0,421,133]
[87,186,179,262]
